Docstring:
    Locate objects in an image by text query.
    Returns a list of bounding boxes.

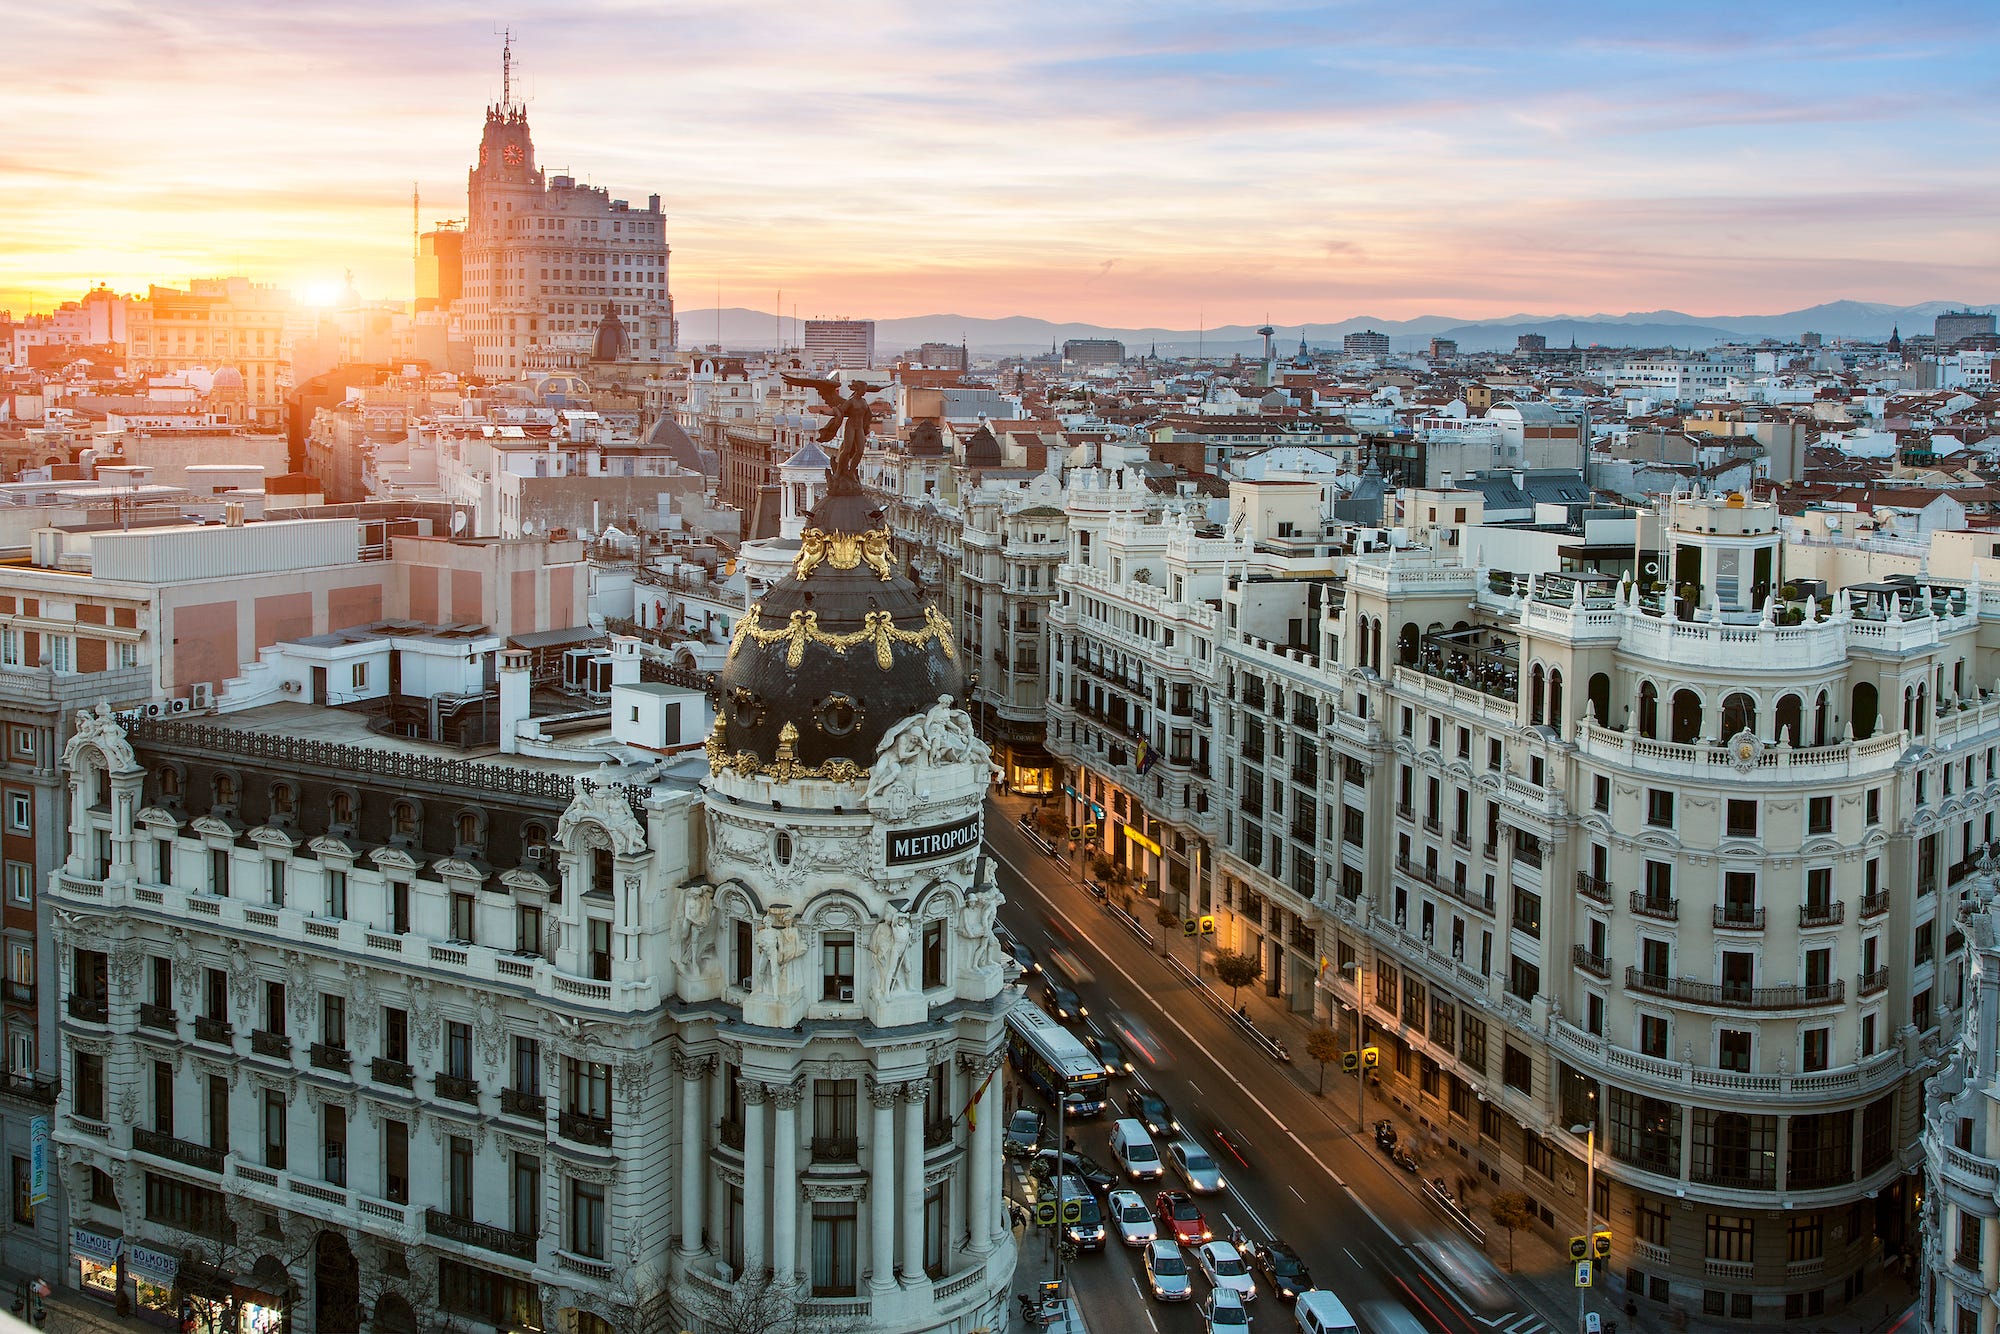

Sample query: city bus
[1006,1004,1108,1118]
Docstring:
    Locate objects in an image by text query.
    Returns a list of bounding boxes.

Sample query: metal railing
[425,1207,539,1261]
[1629,892,1679,922]
[1712,906,1765,930]
[1625,969,1844,1010]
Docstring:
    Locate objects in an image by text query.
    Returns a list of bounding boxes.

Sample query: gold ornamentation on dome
[705,720,871,784]
[725,602,957,671]
[704,715,729,773]
[776,721,799,763]
[793,526,894,582]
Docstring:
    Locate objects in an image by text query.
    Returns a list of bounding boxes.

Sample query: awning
[69,1227,121,1265]
[127,1243,178,1284]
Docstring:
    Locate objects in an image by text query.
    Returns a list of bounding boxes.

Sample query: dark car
[1242,1236,1313,1302]
[1088,1033,1134,1077]
[994,925,1038,975]
[1028,1148,1119,1195]
[1041,978,1088,1025]
[1128,1088,1181,1140]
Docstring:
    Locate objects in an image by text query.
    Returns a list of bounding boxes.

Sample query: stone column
[868,1077,898,1292]
[770,1081,802,1285]
[742,1080,769,1278]
[967,1056,1002,1251]
[675,1052,712,1256]
[900,1079,929,1282]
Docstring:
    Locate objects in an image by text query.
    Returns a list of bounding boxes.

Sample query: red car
[1154,1189,1211,1245]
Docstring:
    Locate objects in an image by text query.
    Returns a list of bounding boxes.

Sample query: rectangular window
[811,1201,858,1296]
[1502,1043,1532,1093]
[384,1007,408,1063]
[1645,789,1673,828]
[733,919,753,990]
[822,932,856,1000]
[588,918,611,981]
[152,1060,174,1135]
[321,995,345,1049]
[512,1153,540,1238]
[10,1158,29,1226]
[569,1179,606,1258]
[1719,1029,1751,1072]
[516,903,542,956]
[921,920,946,990]
[1592,775,1609,813]
[1866,788,1881,825]
[390,882,410,934]
[1787,1215,1822,1263]
[206,1075,229,1152]
[266,859,285,907]
[564,1058,611,1121]
[203,968,226,1022]
[446,1021,473,1080]
[448,1135,474,1216]
[1706,1214,1753,1263]
[1725,800,1757,839]
[3,862,30,907]
[263,979,286,1036]
[262,1088,286,1170]
[209,848,229,897]
[1807,796,1833,835]
[323,1104,347,1188]
[1460,1016,1488,1073]
[5,793,25,832]
[325,869,346,919]
[513,1036,541,1095]
[451,893,476,944]
[155,839,171,886]
[384,1119,409,1204]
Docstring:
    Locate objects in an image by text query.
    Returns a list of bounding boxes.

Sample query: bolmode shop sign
[886,813,982,866]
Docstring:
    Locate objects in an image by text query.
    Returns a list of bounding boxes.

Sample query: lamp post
[1572,1092,1599,1332]
[1341,959,1366,1131]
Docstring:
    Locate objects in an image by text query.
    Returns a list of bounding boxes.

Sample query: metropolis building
[45,469,1013,1330]
[1053,488,1972,1326]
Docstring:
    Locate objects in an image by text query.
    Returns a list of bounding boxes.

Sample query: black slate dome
[710,480,962,781]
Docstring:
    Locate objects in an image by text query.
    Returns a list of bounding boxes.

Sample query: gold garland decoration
[794,526,894,582]
[727,602,955,671]
[702,714,869,783]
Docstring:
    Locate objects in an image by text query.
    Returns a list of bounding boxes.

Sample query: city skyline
[5,1,1997,326]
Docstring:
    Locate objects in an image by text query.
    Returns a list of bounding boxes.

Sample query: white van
[1294,1289,1359,1334]
[1109,1117,1165,1180]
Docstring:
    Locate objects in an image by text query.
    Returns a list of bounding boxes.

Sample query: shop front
[69,1225,121,1306]
[125,1242,180,1328]
[233,1256,291,1334]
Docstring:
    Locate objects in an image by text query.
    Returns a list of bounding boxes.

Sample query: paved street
[986,799,1564,1334]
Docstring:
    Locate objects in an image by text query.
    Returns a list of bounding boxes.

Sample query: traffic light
[1593,1229,1613,1260]
[1034,1200,1058,1227]
[1061,1198,1083,1225]
[1569,1236,1589,1262]
[1341,1052,1359,1073]
[1574,1259,1593,1288]
[1198,915,1216,935]
[1361,1046,1380,1068]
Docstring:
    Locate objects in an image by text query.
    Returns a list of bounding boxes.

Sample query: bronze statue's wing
[782,372,842,402]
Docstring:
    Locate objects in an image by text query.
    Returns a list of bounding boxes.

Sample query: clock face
[502,143,524,167]
[478,143,488,168]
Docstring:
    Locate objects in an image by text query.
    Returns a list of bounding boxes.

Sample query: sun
[300,279,345,308]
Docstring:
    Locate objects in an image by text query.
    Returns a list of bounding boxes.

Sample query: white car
[1205,1287,1252,1332]
[1195,1240,1257,1302]
[1144,1238,1193,1302]
[1109,1189,1157,1247]
[1170,1139,1227,1194]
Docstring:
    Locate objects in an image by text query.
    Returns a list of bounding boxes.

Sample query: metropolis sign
[886,813,982,866]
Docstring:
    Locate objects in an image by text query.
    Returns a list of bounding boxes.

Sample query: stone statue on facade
[867,909,914,1003]
[674,885,719,979]
[959,867,1003,972]
[755,906,808,997]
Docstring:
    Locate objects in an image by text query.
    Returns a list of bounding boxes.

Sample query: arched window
[774,831,793,866]
[391,802,418,837]
[1721,692,1757,739]
[1397,623,1420,667]
[1773,694,1802,747]
[1851,682,1878,740]
[270,783,295,817]
[157,767,181,800]
[1670,690,1703,745]
[1548,669,1564,728]
[331,791,355,825]
[455,811,481,849]
[1587,673,1611,728]
[1812,690,1828,746]
[1638,682,1660,739]
[1530,665,1546,726]
[213,773,237,808]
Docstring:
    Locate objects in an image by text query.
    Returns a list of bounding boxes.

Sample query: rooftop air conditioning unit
[279,680,301,695]
[168,699,191,715]
[524,846,546,863]
[191,682,214,709]
[837,986,856,1003]
[143,702,166,719]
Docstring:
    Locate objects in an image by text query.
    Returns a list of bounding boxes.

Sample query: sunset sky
[5,0,1996,327]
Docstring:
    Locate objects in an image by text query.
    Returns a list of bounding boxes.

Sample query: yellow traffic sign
[1061,1198,1083,1224]
[1574,1259,1593,1288]
[1198,915,1216,935]
[1569,1236,1589,1262]
[1361,1046,1380,1068]
[1593,1229,1613,1260]
[1341,1052,1359,1073]
[1183,918,1198,937]
[1034,1200,1058,1227]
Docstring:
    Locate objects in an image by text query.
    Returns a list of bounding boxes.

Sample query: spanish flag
[961,1064,997,1130]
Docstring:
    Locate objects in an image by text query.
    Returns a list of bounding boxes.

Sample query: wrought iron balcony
[1858,967,1889,997]
[1629,891,1679,922]
[1712,905,1765,930]
[1572,945,1610,979]
[1625,968,1844,1010]
[1859,891,1889,920]
[433,1073,479,1106]
[558,1110,613,1148]
[4,980,34,1006]
[1576,872,1611,904]
[250,1030,291,1060]
[370,1057,414,1089]
[66,994,108,1024]
[1798,901,1845,929]
[425,1207,538,1261]
[308,1043,350,1073]
[811,1136,859,1162]
[193,1016,233,1046]
[138,1003,177,1032]
[132,1127,225,1175]
[500,1088,547,1121]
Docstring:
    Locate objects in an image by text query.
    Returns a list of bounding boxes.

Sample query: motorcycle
[1392,1146,1420,1173]
[1373,1119,1398,1152]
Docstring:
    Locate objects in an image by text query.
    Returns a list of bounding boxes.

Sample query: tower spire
[502,28,513,111]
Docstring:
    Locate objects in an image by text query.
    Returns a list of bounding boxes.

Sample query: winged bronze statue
[783,373,887,482]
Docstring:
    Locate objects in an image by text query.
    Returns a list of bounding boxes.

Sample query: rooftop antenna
[412,182,419,260]
[501,28,513,110]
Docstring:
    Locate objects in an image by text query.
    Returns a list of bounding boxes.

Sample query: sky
[3,0,1997,327]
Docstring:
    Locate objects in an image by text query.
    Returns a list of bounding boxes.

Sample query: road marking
[1185,1078,1203,1095]
[1128,1275,1160,1329]
[1344,1247,1360,1267]
[1290,1184,1306,1203]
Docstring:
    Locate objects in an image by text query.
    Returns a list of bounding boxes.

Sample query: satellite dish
[450,510,468,535]
[521,519,537,536]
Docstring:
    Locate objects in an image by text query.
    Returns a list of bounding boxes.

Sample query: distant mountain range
[675,299,1995,357]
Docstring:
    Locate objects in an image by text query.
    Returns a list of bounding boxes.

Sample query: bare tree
[1305,1026,1342,1097]
[1489,1191,1536,1271]
[678,1275,840,1334]
[1210,948,1263,1008]
[1153,901,1180,955]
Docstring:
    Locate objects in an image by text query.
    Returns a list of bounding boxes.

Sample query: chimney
[498,649,532,754]
[609,635,642,687]
[224,501,245,527]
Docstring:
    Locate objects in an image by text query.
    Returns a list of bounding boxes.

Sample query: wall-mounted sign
[886,813,982,865]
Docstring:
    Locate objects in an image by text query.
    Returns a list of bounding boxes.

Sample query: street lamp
[1341,959,1366,1131]
[1571,1089,1600,1332]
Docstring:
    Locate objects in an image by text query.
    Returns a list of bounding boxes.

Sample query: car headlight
[1215,1176,1227,1189]
[1202,1229,1213,1240]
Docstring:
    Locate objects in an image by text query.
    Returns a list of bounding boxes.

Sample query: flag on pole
[961,1064,997,1129]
